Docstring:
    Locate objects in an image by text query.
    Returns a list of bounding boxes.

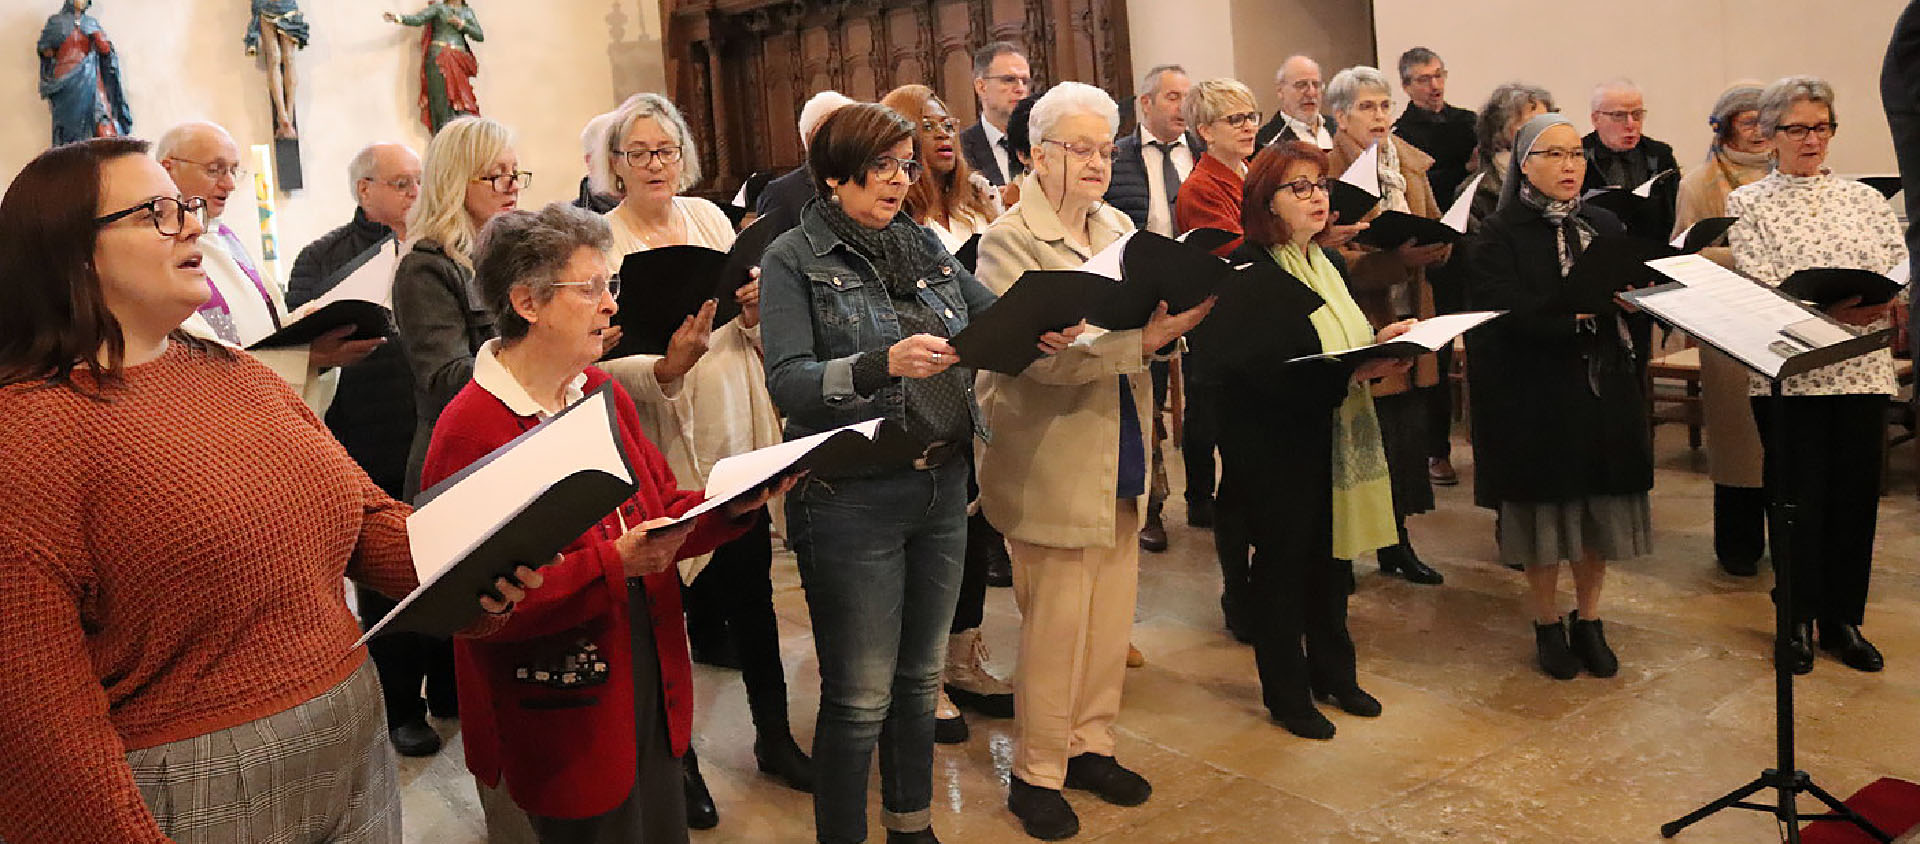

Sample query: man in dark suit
[1255,55,1337,150]
[755,90,855,234]
[1392,47,1477,207]
[959,41,1032,186]
[1582,78,1680,242]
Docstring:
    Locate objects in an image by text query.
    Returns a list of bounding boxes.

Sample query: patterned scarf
[816,197,937,299]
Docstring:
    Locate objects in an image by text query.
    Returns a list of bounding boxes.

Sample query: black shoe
[1272,708,1336,740]
[887,829,942,844]
[689,634,740,670]
[946,685,1016,719]
[1313,686,1382,717]
[389,718,442,757]
[1377,545,1444,585]
[1717,555,1760,577]
[1782,622,1816,676]
[683,750,718,830]
[1138,512,1169,554]
[1534,619,1580,680]
[1220,594,1253,644]
[1187,497,1215,528]
[1566,610,1619,678]
[934,711,969,745]
[1008,776,1079,840]
[1819,624,1884,672]
[754,732,814,793]
[1063,753,1151,806]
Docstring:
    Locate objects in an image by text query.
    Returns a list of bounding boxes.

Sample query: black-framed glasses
[1776,122,1837,141]
[364,175,421,192]
[1278,177,1330,199]
[1219,110,1263,128]
[93,195,207,236]
[166,157,248,182]
[918,117,958,135]
[1407,69,1448,87]
[869,155,924,184]
[473,170,533,192]
[553,273,621,300]
[1042,139,1117,162]
[984,74,1031,88]
[1596,108,1647,123]
[614,147,683,168]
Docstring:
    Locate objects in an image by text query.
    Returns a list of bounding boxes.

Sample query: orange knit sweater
[0,341,419,843]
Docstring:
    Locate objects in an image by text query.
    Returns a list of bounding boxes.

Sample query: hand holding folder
[612,216,783,357]
[250,236,400,350]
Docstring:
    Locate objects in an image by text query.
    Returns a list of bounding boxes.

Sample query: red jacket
[1174,152,1246,256]
[420,368,750,819]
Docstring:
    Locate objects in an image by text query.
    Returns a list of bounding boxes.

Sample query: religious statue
[245,0,309,139]
[36,0,132,146]
[384,1,485,134]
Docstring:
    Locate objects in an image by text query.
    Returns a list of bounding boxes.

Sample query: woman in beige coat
[1673,82,1772,576]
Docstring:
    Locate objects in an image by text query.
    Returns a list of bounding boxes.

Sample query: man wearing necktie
[159,121,381,413]
[959,41,1032,187]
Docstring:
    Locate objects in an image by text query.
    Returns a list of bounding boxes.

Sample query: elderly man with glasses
[160,120,382,413]
[1256,55,1337,150]
[1583,78,1681,241]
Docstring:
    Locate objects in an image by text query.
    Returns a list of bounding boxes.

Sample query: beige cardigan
[972,175,1154,549]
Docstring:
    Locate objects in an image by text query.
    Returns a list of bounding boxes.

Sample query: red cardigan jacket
[1174,152,1246,256]
[421,367,750,819]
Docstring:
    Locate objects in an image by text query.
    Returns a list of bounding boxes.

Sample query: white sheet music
[1339,141,1381,197]
[1632,169,1673,199]
[1387,311,1504,350]
[1635,255,1841,378]
[1079,231,1135,281]
[676,419,884,526]
[309,238,400,312]
[1441,172,1485,233]
[1890,260,1912,288]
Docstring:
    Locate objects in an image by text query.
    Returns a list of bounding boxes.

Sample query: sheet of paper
[310,238,400,311]
[687,420,884,524]
[1441,172,1484,233]
[1890,260,1912,288]
[1339,141,1381,197]
[1079,231,1134,281]
[1669,225,1690,250]
[1633,169,1674,198]
[1389,310,1504,351]
[1637,255,1840,377]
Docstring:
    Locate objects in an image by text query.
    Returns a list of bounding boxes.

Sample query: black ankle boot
[1818,624,1884,672]
[1272,707,1336,740]
[1534,618,1580,680]
[1782,622,1816,675]
[1566,610,1619,678]
[683,748,718,830]
[754,732,813,793]
[1313,685,1382,717]
[1377,544,1444,585]
[1008,776,1079,840]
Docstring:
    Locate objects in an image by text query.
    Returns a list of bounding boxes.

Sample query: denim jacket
[760,200,999,443]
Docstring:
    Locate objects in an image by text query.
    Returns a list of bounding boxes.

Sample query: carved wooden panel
[664,0,1133,198]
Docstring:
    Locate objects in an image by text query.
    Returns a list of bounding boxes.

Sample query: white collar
[982,120,1007,145]
[473,337,589,419]
[1141,126,1185,148]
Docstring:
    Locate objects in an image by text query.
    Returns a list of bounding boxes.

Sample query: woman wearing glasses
[419,202,782,843]
[974,81,1214,840]
[1172,77,1262,254]
[1325,66,1450,586]
[0,139,534,841]
[1725,76,1905,675]
[1469,114,1651,680]
[587,94,811,821]
[760,102,1070,844]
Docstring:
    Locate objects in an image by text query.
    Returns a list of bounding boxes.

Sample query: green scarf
[1272,242,1398,559]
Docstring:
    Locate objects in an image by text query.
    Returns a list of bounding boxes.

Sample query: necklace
[620,202,684,249]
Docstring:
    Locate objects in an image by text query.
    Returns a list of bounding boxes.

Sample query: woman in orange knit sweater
[0,139,536,842]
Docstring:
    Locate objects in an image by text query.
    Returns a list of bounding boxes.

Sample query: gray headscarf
[1497,112,1576,210]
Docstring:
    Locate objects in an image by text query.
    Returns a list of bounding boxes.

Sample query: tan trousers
[1009,499,1139,790]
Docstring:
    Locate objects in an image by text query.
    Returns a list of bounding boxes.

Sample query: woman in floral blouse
[1726,75,1906,677]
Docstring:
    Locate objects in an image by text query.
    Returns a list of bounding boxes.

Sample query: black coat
[287,208,416,498]
[959,122,1009,186]
[1465,202,1654,507]
[1255,111,1338,151]
[1104,129,1206,232]
[755,165,814,236]
[1393,102,1477,205]
[1580,132,1680,243]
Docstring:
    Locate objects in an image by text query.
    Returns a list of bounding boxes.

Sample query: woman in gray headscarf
[1466,113,1654,682]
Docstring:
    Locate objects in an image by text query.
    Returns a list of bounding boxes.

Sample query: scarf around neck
[817,198,934,298]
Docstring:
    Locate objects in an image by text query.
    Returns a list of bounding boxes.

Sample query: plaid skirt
[125,658,400,843]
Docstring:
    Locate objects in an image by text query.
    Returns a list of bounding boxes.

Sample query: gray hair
[1181,78,1256,132]
[1028,81,1119,152]
[1324,66,1392,117]
[1397,47,1442,84]
[474,202,614,343]
[1475,82,1557,169]
[346,142,406,203]
[589,93,702,196]
[972,41,1024,78]
[1139,64,1187,98]
[1756,75,1837,136]
[1709,82,1765,148]
[1589,77,1641,111]
[1275,54,1318,84]
[153,120,232,163]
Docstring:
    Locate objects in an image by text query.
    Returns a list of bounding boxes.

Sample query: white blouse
[922,172,1003,253]
[1726,170,1906,397]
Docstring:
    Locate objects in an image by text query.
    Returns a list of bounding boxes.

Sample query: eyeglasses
[1776,122,1837,141]
[1218,110,1263,128]
[1596,109,1648,123]
[1042,139,1117,162]
[1288,79,1323,93]
[1277,177,1331,199]
[868,155,924,184]
[473,170,533,192]
[552,273,621,300]
[365,175,421,192]
[918,117,958,135]
[94,195,207,236]
[984,74,1031,88]
[1407,69,1448,87]
[167,157,248,182]
[1526,146,1586,164]
[614,147,683,168]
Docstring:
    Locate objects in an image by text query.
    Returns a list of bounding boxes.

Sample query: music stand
[1619,256,1895,844]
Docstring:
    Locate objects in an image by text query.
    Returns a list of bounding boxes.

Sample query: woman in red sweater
[1173,77,1262,255]
[0,140,534,841]
[422,201,782,843]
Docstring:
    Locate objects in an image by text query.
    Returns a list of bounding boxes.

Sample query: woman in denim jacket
[758,103,1072,844]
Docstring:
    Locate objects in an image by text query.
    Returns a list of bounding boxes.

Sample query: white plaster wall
[1127,0,1238,88]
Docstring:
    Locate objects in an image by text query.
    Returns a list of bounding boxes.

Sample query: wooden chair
[1647,346,1704,450]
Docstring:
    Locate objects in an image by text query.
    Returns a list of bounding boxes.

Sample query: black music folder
[1581,169,1679,222]
[954,233,983,273]
[1777,267,1903,308]
[614,219,782,357]
[250,236,399,350]
[711,213,785,326]
[1285,311,1504,367]
[1349,211,1461,249]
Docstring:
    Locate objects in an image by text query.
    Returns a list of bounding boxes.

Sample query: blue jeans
[786,463,968,843]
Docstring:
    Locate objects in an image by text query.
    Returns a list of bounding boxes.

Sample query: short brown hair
[808,103,914,199]
[1241,141,1331,248]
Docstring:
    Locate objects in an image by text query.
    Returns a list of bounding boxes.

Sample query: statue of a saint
[384,1,485,134]
[36,0,132,146]
[245,0,310,139]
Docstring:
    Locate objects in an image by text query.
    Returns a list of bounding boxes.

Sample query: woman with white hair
[1727,76,1904,675]
[1324,65,1450,586]
[586,93,811,827]
[974,80,1214,841]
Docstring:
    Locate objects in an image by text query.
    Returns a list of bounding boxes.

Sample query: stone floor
[396,427,1920,843]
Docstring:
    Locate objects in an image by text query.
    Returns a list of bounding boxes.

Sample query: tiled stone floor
[398,428,1920,843]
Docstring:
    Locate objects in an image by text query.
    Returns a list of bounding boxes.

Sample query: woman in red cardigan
[1174,78,1261,255]
[422,202,784,843]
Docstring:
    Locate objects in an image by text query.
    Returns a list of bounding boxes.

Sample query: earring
[829,192,842,205]
[614,175,625,194]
